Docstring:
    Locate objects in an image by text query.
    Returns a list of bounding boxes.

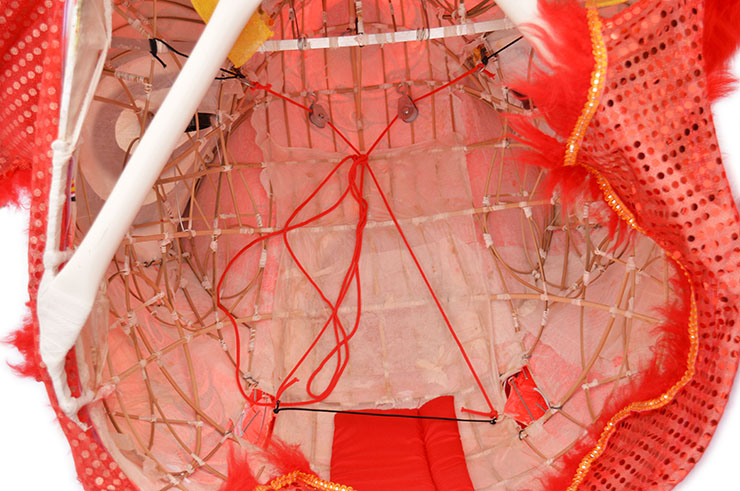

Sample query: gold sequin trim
[566,5,699,491]
[564,5,608,167]
[579,165,646,235]
[254,470,355,491]
[567,255,697,490]
[593,0,631,7]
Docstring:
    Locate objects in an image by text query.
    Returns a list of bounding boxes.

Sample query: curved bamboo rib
[74,0,667,488]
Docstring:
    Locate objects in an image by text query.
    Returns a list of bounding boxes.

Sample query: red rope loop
[217,63,498,418]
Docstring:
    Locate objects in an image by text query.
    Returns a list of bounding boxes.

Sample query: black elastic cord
[149,37,245,80]
[492,35,524,58]
[477,36,523,69]
[151,37,191,59]
[273,403,497,425]
[148,39,167,68]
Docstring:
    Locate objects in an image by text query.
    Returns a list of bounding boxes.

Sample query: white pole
[38,0,264,418]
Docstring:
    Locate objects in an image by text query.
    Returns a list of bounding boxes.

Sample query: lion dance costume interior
[2,0,740,489]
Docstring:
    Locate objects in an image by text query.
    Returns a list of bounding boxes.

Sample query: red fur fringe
[1,163,38,381]
[219,439,313,491]
[539,272,692,489]
[0,160,31,209]
[511,1,592,138]
[219,445,260,491]
[507,1,603,212]
[4,307,42,381]
[704,0,740,101]
[266,438,312,476]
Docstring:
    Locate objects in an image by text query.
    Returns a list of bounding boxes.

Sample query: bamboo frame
[66,0,659,488]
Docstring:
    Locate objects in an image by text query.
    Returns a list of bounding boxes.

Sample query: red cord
[275,155,368,405]
[412,64,480,103]
[365,162,496,417]
[217,63,497,417]
[252,82,360,154]
[216,155,355,404]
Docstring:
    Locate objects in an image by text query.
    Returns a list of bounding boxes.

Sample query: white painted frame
[37,0,264,419]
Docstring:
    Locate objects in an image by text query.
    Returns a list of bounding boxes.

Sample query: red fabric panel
[331,408,436,490]
[419,397,474,491]
[331,397,473,490]
[503,366,548,426]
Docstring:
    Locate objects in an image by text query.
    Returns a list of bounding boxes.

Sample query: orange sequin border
[563,6,607,167]
[566,4,699,490]
[568,164,698,490]
[254,470,355,491]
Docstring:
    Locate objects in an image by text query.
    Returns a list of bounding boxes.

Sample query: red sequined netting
[563,1,740,488]
[2,0,740,490]
[0,0,137,489]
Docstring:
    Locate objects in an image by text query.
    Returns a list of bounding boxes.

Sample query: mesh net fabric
[3,0,740,490]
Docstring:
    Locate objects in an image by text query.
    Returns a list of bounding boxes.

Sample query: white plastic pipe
[38,0,263,418]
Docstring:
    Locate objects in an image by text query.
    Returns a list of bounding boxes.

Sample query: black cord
[151,37,192,59]
[492,35,524,58]
[149,37,245,80]
[273,402,497,425]
[477,36,523,68]
[148,39,167,68]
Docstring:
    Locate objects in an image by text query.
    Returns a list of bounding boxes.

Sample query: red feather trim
[2,164,39,381]
[264,438,312,477]
[4,304,42,381]
[0,159,31,209]
[506,1,607,215]
[219,444,260,491]
[511,1,593,138]
[703,0,740,101]
[220,438,314,491]
[539,271,692,490]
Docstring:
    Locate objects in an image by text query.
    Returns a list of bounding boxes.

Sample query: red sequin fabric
[0,1,137,490]
[576,0,740,487]
[1,0,739,489]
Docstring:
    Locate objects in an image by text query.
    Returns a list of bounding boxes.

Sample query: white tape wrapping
[37,0,264,421]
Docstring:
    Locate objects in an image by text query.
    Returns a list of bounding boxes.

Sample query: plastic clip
[474,45,492,71]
